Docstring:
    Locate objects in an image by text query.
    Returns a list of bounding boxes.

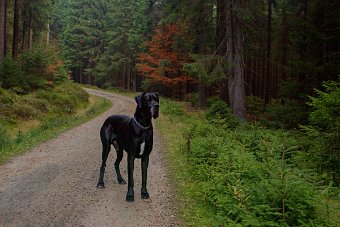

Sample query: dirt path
[0,89,178,227]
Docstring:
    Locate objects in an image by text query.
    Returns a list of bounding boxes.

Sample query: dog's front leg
[141,155,150,199]
[126,154,135,202]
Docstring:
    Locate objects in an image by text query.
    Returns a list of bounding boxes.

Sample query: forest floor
[0,88,178,226]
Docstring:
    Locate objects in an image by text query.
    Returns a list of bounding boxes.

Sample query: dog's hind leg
[113,142,126,184]
[97,140,111,189]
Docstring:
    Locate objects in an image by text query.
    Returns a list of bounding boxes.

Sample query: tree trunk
[280,9,288,83]
[132,59,137,91]
[12,0,19,58]
[216,0,229,103]
[127,59,131,90]
[0,0,7,59]
[197,0,208,108]
[46,23,50,45]
[265,0,272,105]
[216,0,226,54]
[28,6,33,49]
[226,0,246,120]
[79,65,83,84]
[21,17,26,51]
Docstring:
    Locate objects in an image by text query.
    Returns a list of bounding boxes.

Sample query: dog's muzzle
[151,104,159,119]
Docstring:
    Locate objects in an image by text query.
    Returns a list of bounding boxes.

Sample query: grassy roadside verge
[0,83,112,164]
[156,98,339,226]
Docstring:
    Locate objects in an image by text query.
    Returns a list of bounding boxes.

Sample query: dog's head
[135,92,160,119]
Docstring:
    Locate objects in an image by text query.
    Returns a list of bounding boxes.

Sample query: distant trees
[0,0,7,59]
[55,0,149,90]
[0,0,53,59]
[2,0,338,121]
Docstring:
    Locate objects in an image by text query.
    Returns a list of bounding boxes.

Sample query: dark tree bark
[12,0,19,58]
[280,8,288,83]
[197,0,208,108]
[0,0,7,59]
[216,0,229,103]
[28,5,33,49]
[265,0,272,105]
[79,65,83,84]
[298,0,308,96]
[127,59,131,90]
[226,0,246,120]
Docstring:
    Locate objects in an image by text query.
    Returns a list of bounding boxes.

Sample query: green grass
[0,83,112,164]
[156,98,340,227]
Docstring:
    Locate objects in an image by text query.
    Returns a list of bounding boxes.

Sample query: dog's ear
[135,92,146,108]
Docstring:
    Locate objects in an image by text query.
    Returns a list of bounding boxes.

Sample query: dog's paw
[126,195,135,202]
[96,182,105,189]
[117,178,126,185]
[141,191,150,199]
[126,192,135,202]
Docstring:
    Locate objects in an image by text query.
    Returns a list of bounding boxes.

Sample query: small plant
[205,99,240,128]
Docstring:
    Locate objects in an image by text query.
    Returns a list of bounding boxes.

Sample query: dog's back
[100,115,131,146]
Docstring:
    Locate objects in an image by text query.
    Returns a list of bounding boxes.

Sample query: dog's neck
[134,107,152,129]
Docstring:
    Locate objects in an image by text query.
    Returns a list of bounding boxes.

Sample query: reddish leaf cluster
[137,24,196,86]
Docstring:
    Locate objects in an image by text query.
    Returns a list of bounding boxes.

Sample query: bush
[0,57,28,92]
[0,46,68,94]
[301,79,340,185]
[184,121,328,226]
[205,99,239,128]
[0,82,88,123]
[246,96,264,115]
[36,82,89,114]
[268,101,309,129]
[159,98,338,226]
[187,93,199,107]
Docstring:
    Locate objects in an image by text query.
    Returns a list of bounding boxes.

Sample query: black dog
[96,92,159,202]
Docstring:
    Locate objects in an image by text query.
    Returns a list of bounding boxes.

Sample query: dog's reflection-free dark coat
[97,92,159,202]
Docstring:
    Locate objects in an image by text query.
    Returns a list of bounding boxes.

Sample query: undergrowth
[157,98,339,226]
[0,82,112,164]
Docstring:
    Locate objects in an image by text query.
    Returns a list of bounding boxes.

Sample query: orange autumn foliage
[137,24,196,86]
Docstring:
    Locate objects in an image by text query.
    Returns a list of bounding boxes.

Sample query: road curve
[0,88,177,227]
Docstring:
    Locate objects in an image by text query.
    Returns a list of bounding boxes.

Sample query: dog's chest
[139,140,146,156]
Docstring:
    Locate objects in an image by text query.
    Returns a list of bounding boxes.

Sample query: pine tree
[137,24,195,97]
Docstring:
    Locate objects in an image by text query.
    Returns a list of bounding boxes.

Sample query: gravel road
[0,88,178,227]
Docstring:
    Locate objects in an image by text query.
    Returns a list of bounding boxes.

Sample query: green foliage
[160,98,185,117]
[184,55,227,85]
[267,101,309,129]
[56,0,149,87]
[205,99,240,129]
[300,79,340,185]
[159,98,339,226]
[187,93,199,108]
[246,96,264,115]
[0,57,26,92]
[0,46,68,94]
[0,82,88,124]
[307,79,340,132]
[36,82,88,114]
[0,89,112,163]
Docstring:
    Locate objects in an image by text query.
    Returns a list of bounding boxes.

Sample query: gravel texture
[0,88,178,227]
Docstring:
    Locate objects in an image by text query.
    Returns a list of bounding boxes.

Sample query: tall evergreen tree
[0,0,7,59]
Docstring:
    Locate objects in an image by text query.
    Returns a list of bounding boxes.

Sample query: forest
[0,0,339,226]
